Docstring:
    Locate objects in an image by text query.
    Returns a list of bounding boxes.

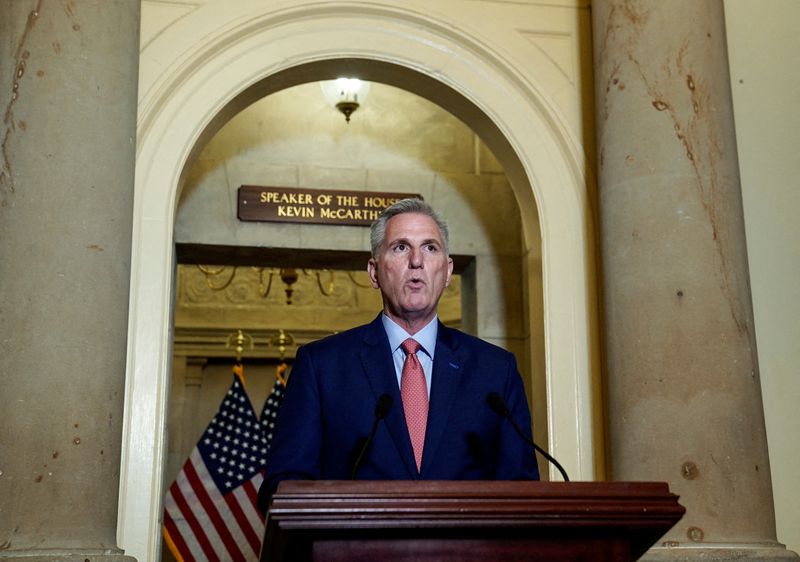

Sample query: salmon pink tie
[400,338,428,471]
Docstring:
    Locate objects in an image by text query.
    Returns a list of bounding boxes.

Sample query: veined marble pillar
[592,1,796,560]
[0,1,139,560]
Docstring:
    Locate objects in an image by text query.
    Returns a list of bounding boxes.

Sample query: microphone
[486,392,570,482]
[350,393,393,479]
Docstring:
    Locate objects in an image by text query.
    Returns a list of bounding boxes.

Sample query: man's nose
[408,247,423,268]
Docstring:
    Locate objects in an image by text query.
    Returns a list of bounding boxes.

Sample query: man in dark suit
[258,199,538,514]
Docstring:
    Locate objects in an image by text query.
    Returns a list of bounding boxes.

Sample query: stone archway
[122,4,600,561]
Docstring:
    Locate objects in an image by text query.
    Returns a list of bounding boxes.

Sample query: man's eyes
[390,242,440,252]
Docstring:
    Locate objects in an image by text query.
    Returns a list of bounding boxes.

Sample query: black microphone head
[375,394,393,419]
[486,392,510,417]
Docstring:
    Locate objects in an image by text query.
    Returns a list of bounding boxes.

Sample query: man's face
[368,212,454,332]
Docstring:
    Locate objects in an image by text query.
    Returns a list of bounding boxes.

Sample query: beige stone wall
[724,0,800,553]
[174,81,526,349]
[176,83,515,250]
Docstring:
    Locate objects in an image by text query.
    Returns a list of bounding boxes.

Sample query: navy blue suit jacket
[258,315,539,513]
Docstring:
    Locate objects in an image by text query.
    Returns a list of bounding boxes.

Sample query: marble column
[592,1,796,559]
[0,1,139,560]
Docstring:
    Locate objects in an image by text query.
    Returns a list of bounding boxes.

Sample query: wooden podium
[261,480,685,561]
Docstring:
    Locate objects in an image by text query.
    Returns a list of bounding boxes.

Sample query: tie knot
[401,338,421,356]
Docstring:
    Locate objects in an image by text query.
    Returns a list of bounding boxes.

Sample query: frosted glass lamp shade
[320,78,371,123]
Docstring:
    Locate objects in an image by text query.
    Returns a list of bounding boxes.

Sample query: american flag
[163,370,268,561]
[259,377,285,451]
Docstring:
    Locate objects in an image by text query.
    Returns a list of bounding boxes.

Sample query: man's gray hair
[370,198,449,258]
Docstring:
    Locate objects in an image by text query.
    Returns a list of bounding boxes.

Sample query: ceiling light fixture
[320,77,371,123]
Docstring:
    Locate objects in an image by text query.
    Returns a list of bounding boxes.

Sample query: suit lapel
[359,315,418,478]
[420,323,463,475]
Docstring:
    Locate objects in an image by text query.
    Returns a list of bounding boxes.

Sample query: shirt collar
[381,313,438,359]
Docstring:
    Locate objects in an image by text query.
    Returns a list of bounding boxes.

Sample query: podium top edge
[274,480,679,499]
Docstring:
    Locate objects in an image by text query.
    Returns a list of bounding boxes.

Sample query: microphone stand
[487,393,570,482]
[350,394,392,479]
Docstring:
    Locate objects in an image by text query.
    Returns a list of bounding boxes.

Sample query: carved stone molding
[173,327,332,360]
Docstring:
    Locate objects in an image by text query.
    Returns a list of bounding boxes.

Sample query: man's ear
[367,258,380,289]
[445,257,454,287]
